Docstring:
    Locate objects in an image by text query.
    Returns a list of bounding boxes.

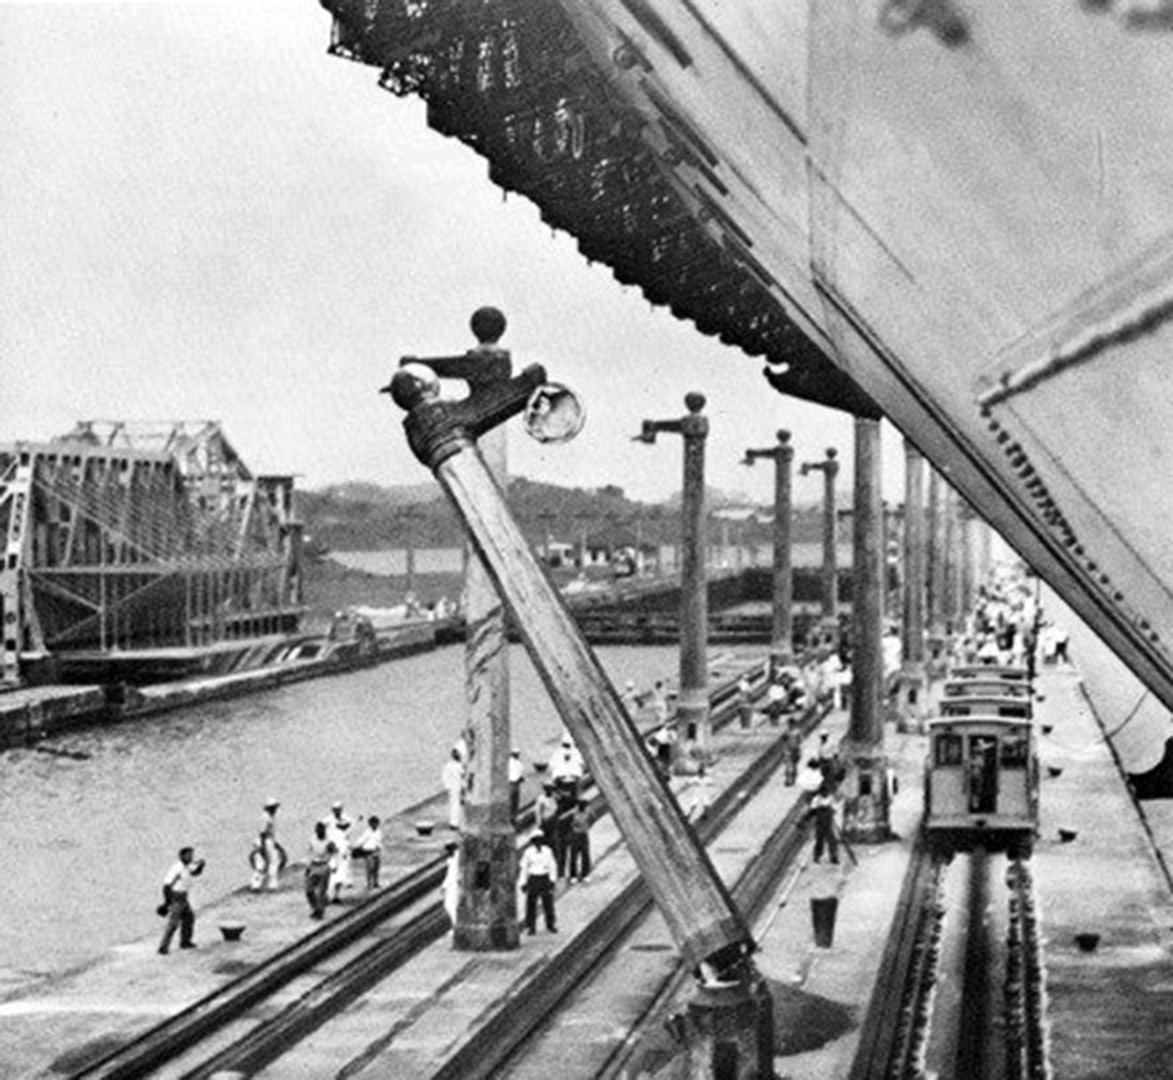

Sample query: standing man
[305,821,334,920]
[782,718,802,786]
[508,749,525,824]
[548,735,585,800]
[158,846,205,955]
[567,799,592,883]
[621,680,642,718]
[441,840,460,930]
[519,832,558,935]
[765,676,787,726]
[353,815,383,891]
[535,782,560,847]
[737,674,754,729]
[650,720,677,778]
[324,802,353,903]
[809,781,841,865]
[441,747,465,831]
[250,797,282,892]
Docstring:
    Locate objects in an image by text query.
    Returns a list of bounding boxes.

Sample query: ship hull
[324,1,1173,708]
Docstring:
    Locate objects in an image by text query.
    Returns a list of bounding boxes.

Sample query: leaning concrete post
[742,430,795,668]
[385,361,756,967]
[842,416,892,842]
[897,439,927,729]
[636,395,712,761]
[387,360,775,1077]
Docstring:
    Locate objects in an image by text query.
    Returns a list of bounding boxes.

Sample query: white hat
[332,800,344,810]
[264,797,280,808]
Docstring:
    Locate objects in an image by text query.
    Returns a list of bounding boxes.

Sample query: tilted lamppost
[741,429,795,669]
[387,348,771,1072]
[634,393,712,760]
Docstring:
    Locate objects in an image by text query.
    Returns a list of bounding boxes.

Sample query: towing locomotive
[924,666,1040,855]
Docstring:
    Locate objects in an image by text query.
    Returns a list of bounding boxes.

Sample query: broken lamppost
[384,354,772,1074]
[742,429,795,670]
[635,393,712,761]
[799,447,840,649]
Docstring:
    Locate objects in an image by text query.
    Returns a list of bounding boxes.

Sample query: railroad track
[853,844,1049,1079]
[432,703,818,1080]
[74,658,828,1079]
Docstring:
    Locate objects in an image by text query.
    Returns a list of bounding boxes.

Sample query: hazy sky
[1,2,906,506]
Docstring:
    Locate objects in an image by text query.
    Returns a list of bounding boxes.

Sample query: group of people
[805,732,847,865]
[156,797,388,953]
[303,801,385,920]
[533,736,592,883]
[435,731,593,937]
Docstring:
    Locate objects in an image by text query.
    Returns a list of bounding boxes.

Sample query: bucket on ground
[810,896,838,948]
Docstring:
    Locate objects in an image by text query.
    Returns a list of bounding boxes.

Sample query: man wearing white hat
[250,798,283,892]
[324,801,354,902]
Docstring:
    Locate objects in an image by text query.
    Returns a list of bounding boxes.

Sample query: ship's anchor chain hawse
[381,307,760,994]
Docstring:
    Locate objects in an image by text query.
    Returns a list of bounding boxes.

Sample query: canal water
[0,643,705,987]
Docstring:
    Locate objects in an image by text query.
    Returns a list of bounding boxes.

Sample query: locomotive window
[1000,731,1029,767]
[934,733,963,766]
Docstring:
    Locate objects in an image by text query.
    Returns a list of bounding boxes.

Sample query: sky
[1,1,907,507]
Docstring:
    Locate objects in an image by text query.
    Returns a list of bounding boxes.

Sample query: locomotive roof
[948,666,1030,682]
[926,715,1034,730]
[942,680,1031,698]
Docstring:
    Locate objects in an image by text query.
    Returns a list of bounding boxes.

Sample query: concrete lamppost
[841,416,892,843]
[635,393,711,761]
[927,468,947,674]
[394,308,517,951]
[742,429,795,669]
[799,447,840,648]
[897,438,927,728]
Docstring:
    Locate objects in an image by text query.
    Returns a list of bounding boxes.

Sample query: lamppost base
[453,827,520,951]
[839,743,894,844]
[680,972,775,1080]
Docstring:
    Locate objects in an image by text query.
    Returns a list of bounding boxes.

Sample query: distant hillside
[298,475,824,553]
